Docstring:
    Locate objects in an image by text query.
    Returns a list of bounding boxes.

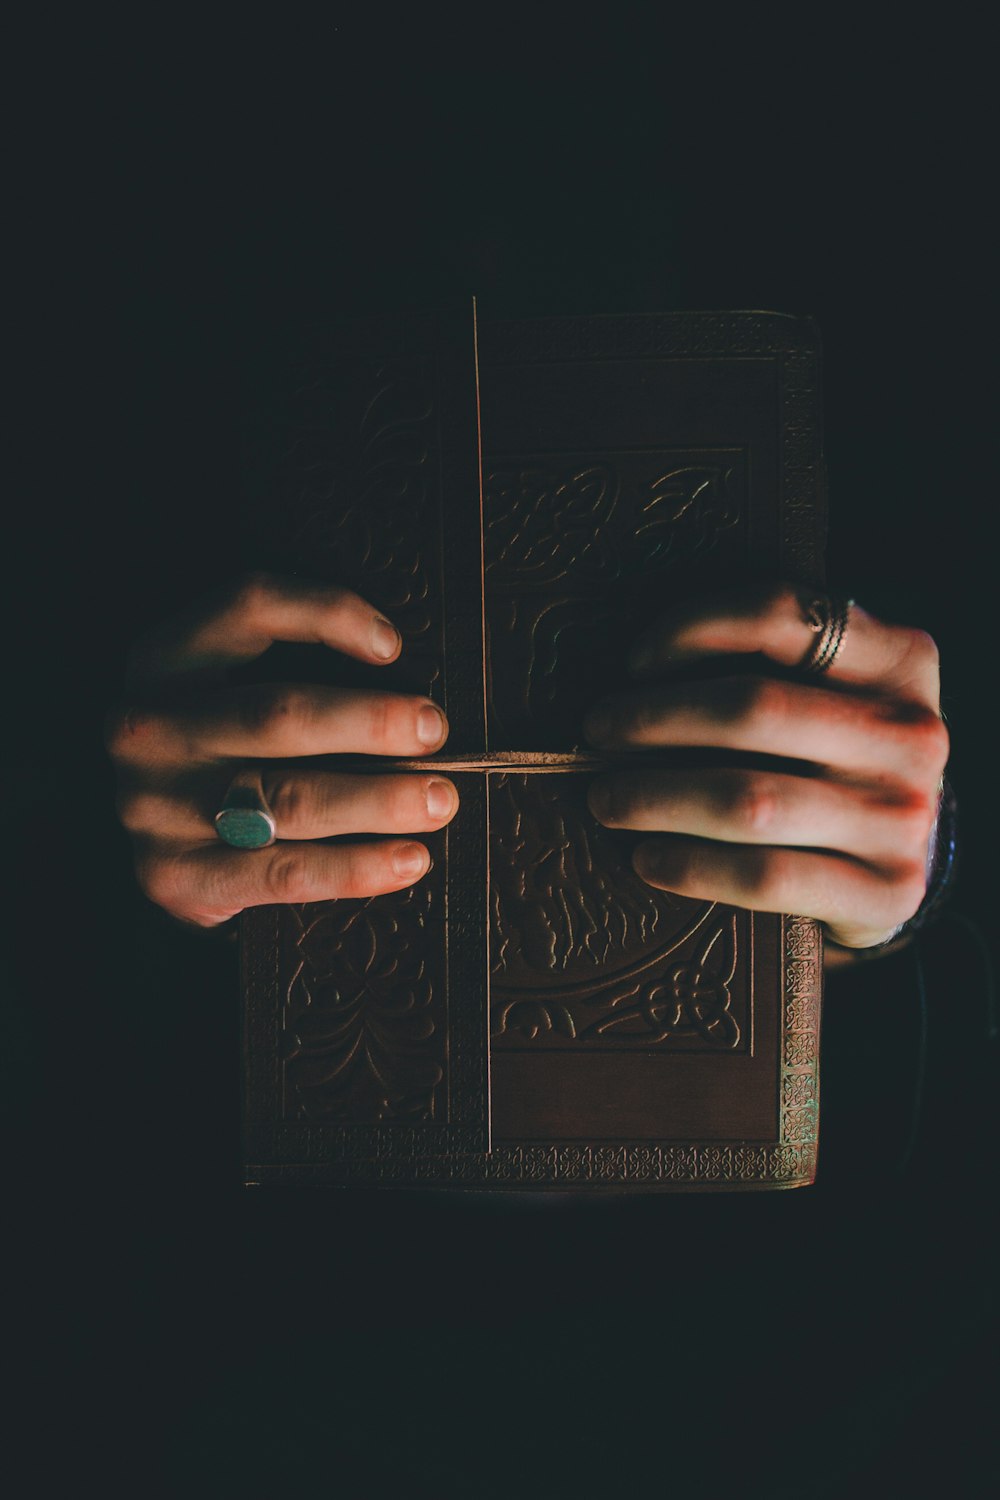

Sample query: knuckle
[724,774,778,835]
[368,694,410,751]
[901,707,950,774]
[264,852,314,903]
[924,713,951,772]
[116,789,153,833]
[887,861,929,923]
[231,571,275,621]
[135,850,178,910]
[365,694,393,749]
[616,697,647,739]
[724,675,786,727]
[890,789,939,854]
[763,581,800,623]
[899,626,941,677]
[104,703,152,762]
[753,676,790,724]
[744,848,793,906]
[245,685,307,742]
[264,774,308,831]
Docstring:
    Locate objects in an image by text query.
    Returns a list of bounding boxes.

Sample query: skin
[108,574,948,962]
[107,574,459,928]
[584,581,948,958]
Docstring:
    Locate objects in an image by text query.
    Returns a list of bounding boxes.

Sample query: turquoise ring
[214,775,277,850]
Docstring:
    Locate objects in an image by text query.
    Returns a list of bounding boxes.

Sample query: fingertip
[417,703,448,748]
[426,778,458,821]
[392,842,431,880]
[371,616,402,661]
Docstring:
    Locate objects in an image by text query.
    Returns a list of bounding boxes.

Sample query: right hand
[106,574,459,927]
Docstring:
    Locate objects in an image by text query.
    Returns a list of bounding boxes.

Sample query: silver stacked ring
[801,595,854,676]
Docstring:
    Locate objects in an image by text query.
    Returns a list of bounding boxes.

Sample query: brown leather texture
[243,307,826,1190]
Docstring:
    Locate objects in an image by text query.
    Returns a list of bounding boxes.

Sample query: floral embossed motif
[489,773,672,978]
[489,776,745,1050]
[576,916,740,1046]
[281,887,445,1124]
[492,897,741,1051]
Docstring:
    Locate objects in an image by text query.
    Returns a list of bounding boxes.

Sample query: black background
[8,16,998,1496]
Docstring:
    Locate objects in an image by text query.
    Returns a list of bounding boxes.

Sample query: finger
[626,582,941,707]
[127,573,404,685]
[137,837,435,928]
[260,770,459,838]
[631,835,928,950]
[587,766,937,864]
[118,771,459,841]
[107,684,449,767]
[582,675,950,781]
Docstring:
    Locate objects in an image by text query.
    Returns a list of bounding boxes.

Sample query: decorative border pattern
[781,914,822,1148]
[248,1146,817,1190]
[779,350,826,586]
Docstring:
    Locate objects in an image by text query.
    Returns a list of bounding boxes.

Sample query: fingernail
[426,779,455,818]
[371,617,401,659]
[393,842,429,878]
[417,703,446,747]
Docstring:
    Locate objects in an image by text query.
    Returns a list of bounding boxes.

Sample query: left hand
[582,583,949,953]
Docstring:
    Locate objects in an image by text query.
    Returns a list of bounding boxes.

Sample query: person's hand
[106,575,459,927]
[582,584,949,955]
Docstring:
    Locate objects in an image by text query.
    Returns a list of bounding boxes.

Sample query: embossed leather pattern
[243,307,825,1190]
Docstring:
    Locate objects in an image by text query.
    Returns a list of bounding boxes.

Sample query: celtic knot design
[578,917,739,1045]
[636,465,739,563]
[484,464,621,585]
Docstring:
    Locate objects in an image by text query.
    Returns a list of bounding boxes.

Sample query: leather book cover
[242,305,825,1191]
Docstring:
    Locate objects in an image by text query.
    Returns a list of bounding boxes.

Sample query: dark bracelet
[905,775,959,935]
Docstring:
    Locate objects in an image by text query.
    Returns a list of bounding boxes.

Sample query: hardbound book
[242,305,826,1191]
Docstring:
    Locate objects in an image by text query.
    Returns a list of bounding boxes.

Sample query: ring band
[214,773,277,849]
[801,594,854,676]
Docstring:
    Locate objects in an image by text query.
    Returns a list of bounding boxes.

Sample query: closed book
[243,305,825,1190]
